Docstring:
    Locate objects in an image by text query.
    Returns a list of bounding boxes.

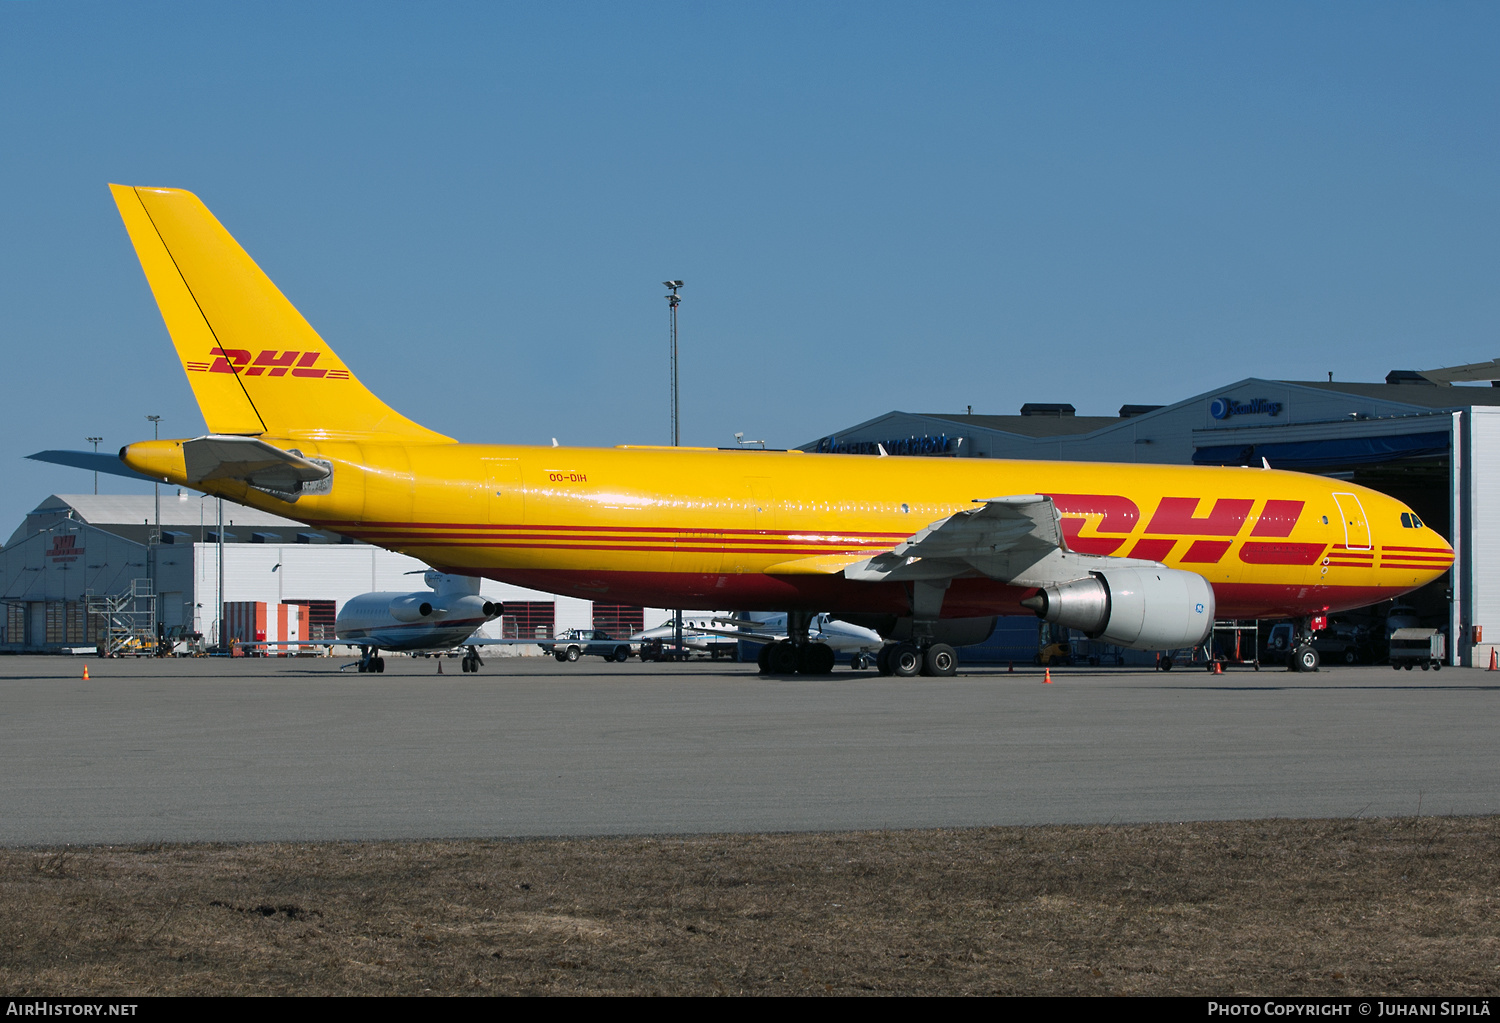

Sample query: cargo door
[484,457,524,526]
[1331,493,1371,551]
[730,476,776,575]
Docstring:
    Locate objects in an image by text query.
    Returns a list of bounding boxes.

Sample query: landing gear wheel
[923,643,958,677]
[890,643,922,678]
[770,642,799,675]
[876,646,893,676]
[757,644,774,674]
[373,657,385,673]
[1159,657,1173,672]
[1294,645,1320,672]
[797,644,836,675]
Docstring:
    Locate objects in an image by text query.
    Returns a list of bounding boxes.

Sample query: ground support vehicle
[540,629,633,663]
[1389,628,1445,671]
[1208,620,1261,671]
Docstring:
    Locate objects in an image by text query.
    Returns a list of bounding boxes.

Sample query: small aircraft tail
[109,184,451,444]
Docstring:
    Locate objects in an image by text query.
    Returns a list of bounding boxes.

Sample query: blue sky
[1,2,1497,530]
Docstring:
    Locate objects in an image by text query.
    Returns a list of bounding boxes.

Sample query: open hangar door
[1194,421,1457,659]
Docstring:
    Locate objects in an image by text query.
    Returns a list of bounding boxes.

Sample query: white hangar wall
[161,542,653,640]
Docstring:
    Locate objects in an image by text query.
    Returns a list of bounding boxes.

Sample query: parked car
[540,629,633,663]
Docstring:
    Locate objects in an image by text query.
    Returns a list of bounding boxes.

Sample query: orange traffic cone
[82,665,90,680]
[1007,661,1013,673]
[437,658,444,674]
[1213,660,1223,675]
[1043,666,1052,684]
[1488,648,1497,672]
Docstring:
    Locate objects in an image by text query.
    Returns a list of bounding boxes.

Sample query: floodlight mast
[664,281,683,447]
[86,437,102,494]
[663,280,684,659]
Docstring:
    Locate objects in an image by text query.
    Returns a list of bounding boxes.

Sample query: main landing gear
[757,611,838,675]
[874,580,960,678]
[874,641,958,678]
[356,649,386,673]
[460,645,483,673]
[757,640,836,675]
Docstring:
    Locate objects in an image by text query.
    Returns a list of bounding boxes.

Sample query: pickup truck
[541,629,633,663]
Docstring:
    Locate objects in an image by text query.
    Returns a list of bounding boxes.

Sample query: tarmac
[1,654,1496,846]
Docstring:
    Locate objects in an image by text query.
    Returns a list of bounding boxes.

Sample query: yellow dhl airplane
[105,184,1453,676]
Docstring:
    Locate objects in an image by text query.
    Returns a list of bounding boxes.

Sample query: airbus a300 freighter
[95,185,1454,676]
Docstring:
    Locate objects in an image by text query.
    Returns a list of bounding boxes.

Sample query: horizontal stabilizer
[27,449,161,483]
[182,435,331,496]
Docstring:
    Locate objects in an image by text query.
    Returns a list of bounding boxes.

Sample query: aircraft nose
[1386,499,1454,577]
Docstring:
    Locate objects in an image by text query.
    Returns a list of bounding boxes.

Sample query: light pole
[86,437,102,494]
[662,280,684,658]
[145,416,161,547]
[663,281,683,447]
[145,415,162,656]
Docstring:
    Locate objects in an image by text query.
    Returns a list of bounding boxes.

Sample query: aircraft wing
[685,624,783,645]
[843,494,1161,589]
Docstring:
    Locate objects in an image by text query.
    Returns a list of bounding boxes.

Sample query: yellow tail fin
[109,184,452,444]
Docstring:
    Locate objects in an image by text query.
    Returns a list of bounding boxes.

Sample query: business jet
[631,616,741,660]
[87,185,1454,678]
[333,569,519,673]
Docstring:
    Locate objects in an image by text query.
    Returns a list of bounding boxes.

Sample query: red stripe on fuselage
[474,568,1422,622]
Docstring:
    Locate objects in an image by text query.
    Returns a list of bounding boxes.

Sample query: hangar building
[805,367,1500,666]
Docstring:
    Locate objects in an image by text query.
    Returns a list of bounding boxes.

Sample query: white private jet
[631,615,742,660]
[334,570,527,673]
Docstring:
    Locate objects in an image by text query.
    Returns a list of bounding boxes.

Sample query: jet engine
[389,595,441,623]
[1021,567,1214,651]
[389,594,500,623]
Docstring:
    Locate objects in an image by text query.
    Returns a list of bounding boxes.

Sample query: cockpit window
[1413,515,1423,529]
[1401,512,1412,528]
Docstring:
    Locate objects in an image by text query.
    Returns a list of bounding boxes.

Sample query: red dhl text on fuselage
[183,442,1451,619]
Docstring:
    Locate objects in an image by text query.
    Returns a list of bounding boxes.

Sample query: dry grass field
[2,816,1497,996]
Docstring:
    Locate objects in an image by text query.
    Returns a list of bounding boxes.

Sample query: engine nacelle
[389,596,439,623]
[1024,567,1214,651]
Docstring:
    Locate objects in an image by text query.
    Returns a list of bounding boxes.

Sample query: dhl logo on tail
[184,348,352,379]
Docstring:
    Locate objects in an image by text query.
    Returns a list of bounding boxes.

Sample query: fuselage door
[484,457,523,526]
[1331,492,1371,551]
